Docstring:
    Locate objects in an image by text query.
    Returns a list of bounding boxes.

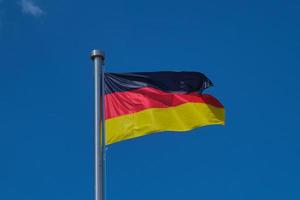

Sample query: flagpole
[91,50,105,200]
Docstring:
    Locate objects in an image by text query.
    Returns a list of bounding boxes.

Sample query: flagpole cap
[90,49,105,60]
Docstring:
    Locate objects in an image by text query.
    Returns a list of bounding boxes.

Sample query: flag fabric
[104,71,225,145]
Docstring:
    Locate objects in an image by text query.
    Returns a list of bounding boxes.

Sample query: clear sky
[1,0,300,199]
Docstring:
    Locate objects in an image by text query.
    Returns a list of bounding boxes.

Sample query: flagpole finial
[91,49,105,60]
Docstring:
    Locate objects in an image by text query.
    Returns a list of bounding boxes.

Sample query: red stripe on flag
[105,87,223,119]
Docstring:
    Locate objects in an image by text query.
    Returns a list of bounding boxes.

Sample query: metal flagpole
[91,50,106,200]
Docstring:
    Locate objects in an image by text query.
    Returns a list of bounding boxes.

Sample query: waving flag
[104,71,225,144]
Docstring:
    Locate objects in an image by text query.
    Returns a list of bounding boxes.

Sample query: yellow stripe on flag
[105,102,225,144]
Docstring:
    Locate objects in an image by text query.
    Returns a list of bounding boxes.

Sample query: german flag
[105,71,225,145]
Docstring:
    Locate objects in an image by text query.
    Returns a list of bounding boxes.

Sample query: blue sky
[1,0,300,199]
